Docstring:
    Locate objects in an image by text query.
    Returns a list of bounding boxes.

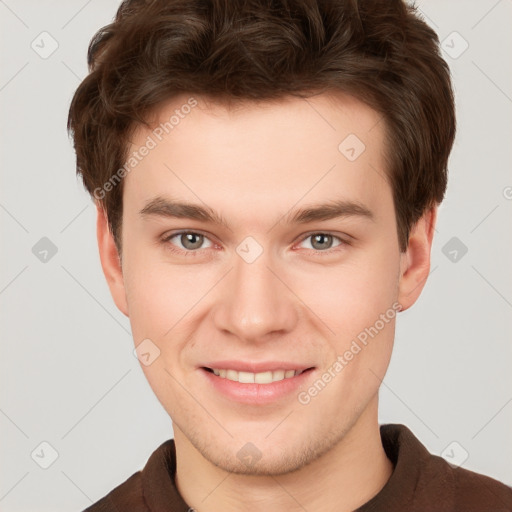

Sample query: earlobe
[397,206,438,312]
[96,203,129,317]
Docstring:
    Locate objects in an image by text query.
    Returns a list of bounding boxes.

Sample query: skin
[97,91,437,512]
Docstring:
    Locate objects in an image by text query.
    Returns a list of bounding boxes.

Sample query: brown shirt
[83,424,512,511]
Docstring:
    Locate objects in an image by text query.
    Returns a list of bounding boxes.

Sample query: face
[98,91,435,475]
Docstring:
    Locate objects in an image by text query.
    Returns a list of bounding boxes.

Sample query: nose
[212,249,299,343]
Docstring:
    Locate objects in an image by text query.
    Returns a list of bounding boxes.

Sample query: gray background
[1,0,511,510]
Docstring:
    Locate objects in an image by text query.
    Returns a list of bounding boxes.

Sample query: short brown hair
[67,0,456,253]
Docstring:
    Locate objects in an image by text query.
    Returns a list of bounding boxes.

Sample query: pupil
[313,234,331,250]
[183,233,202,249]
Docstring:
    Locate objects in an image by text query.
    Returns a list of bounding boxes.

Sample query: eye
[297,232,348,253]
[161,230,350,257]
[162,231,214,254]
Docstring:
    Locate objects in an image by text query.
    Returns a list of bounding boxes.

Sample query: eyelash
[160,230,351,257]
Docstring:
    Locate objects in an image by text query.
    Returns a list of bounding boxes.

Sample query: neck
[174,395,393,512]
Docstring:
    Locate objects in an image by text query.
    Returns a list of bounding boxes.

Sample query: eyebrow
[139,196,375,228]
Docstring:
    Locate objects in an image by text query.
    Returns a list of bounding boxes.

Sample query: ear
[96,203,129,317]
[397,205,438,312]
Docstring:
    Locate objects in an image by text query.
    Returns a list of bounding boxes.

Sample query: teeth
[210,368,303,384]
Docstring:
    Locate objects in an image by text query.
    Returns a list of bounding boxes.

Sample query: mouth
[199,363,317,404]
[201,366,315,384]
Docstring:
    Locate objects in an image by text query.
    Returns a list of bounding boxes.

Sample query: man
[67,0,512,510]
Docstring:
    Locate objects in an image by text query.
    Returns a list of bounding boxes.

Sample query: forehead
[123,91,392,227]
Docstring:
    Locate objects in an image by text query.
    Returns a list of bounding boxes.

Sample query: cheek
[122,247,180,341]
[123,257,192,411]
[123,252,219,359]
[126,277,182,343]
[292,246,400,339]
[298,257,398,414]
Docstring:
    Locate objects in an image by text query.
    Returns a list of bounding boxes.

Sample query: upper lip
[201,361,315,373]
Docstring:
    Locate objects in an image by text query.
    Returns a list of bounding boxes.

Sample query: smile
[203,367,308,384]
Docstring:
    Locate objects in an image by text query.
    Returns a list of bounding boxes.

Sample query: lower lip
[199,367,315,405]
